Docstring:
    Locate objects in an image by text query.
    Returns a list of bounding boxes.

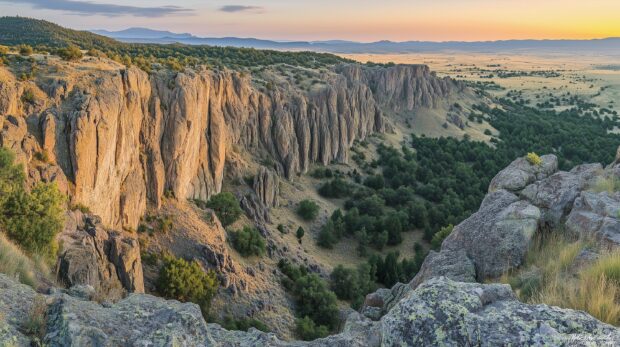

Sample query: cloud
[219,5,263,13]
[0,0,193,17]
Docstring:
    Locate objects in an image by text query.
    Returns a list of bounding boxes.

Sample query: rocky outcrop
[2,273,617,347]
[254,166,280,208]
[408,248,476,289]
[363,151,617,321]
[566,191,620,246]
[381,278,620,346]
[441,189,541,280]
[521,163,602,227]
[0,61,464,230]
[55,211,144,301]
[341,64,465,111]
[488,154,557,193]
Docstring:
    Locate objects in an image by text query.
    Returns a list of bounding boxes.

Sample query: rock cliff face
[0,59,463,230]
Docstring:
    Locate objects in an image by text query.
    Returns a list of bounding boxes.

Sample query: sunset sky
[1,0,619,42]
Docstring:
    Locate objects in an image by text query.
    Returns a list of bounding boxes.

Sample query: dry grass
[532,251,620,326]
[23,294,48,342]
[589,176,620,194]
[0,233,50,288]
[502,231,620,326]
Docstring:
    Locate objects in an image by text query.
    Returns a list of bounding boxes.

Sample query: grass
[532,252,620,326]
[589,176,620,194]
[23,294,47,341]
[0,233,51,288]
[501,231,620,326]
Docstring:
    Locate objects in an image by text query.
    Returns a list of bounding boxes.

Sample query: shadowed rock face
[56,211,144,300]
[0,62,463,229]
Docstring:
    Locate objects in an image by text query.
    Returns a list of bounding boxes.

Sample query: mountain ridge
[91,27,620,54]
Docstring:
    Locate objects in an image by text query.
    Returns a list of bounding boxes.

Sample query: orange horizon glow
[0,0,619,42]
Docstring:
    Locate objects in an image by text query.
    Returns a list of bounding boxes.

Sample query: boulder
[55,212,144,301]
[488,154,557,193]
[0,274,37,346]
[381,277,620,346]
[442,190,541,279]
[566,191,620,246]
[361,283,412,321]
[521,164,602,227]
[45,293,213,347]
[409,248,476,289]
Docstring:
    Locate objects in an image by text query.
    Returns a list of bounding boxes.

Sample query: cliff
[0,57,464,230]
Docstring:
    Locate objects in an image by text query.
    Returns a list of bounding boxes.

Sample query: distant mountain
[92,27,620,55]
[91,28,195,40]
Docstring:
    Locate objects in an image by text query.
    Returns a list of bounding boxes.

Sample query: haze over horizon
[1,0,619,42]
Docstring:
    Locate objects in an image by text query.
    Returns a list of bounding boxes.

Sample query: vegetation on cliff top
[0,17,351,70]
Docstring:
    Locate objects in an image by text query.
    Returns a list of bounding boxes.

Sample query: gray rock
[443,190,541,279]
[361,283,412,321]
[521,164,602,227]
[566,191,620,246]
[409,249,476,289]
[0,275,37,346]
[380,277,620,347]
[240,193,271,226]
[489,154,557,193]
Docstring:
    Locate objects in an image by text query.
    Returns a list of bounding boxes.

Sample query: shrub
[86,48,106,58]
[158,215,173,233]
[18,44,33,56]
[34,151,49,163]
[21,89,36,104]
[278,260,340,334]
[364,175,385,190]
[229,226,266,257]
[317,221,337,249]
[157,254,219,316]
[526,152,542,166]
[296,316,329,341]
[2,182,64,261]
[296,200,319,221]
[296,227,305,243]
[0,45,8,55]
[222,316,269,332]
[206,192,243,227]
[70,203,90,214]
[431,224,453,250]
[58,45,83,61]
[330,265,358,300]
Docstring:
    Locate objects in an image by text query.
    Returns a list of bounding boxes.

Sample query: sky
[1,0,620,42]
